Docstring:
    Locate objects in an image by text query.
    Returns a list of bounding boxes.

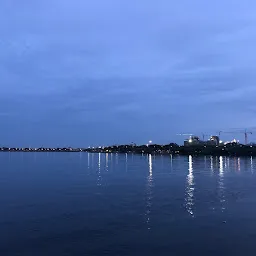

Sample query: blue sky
[1,0,256,147]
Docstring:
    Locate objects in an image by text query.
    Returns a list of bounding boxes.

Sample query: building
[205,135,220,146]
[184,136,204,146]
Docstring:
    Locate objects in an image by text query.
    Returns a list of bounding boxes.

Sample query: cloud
[1,0,256,145]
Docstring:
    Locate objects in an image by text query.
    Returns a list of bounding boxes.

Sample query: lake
[0,152,256,255]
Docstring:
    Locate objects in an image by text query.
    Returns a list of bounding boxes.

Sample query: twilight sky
[1,0,256,147]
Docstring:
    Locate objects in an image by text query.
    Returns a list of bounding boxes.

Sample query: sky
[1,0,256,147]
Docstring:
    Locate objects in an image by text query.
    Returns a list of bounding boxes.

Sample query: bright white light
[219,156,224,175]
[186,155,194,216]
[219,140,223,143]
[149,154,152,176]
[189,139,192,143]
[149,140,152,144]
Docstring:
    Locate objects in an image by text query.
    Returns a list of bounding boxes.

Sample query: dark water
[1,153,256,255]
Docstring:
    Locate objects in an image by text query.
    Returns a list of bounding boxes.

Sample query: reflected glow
[219,156,225,212]
[238,157,241,172]
[106,153,109,172]
[251,156,254,173]
[185,155,195,217]
[219,156,224,176]
[88,153,90,169]
[210,156,213,173]
[149,154,153,176]
[145,154,154,229]
[125,153,128,172]
[215,156,218,165]
[97,153,102,186]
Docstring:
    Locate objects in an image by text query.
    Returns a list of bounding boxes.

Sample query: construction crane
[218,129,252,145]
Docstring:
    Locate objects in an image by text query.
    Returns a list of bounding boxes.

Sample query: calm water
[1,153,256,255]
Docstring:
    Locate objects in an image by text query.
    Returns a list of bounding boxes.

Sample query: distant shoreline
[2,143,256,156]
[0,148,86,153]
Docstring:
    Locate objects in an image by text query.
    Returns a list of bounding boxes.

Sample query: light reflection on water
[2,152,256,255]
[83,154,256,211]
[20,152,256,222]
[210,156,213,173]
[219,156,225,212]
[145,154,154,229]
[224,156,227,169]
[125,153,128,172]
[97,153,102,186]
[105,153,109,172]
[87,152,90,170]
[251,156,254,173]
[185,155,195,217]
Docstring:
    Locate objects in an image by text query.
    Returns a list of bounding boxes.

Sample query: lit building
[206,135,220,145]
[184,136,204,146]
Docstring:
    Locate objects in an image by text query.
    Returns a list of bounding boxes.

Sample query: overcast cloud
[1,0,256,146]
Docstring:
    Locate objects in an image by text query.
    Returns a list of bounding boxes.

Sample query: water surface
[0,153,256,255]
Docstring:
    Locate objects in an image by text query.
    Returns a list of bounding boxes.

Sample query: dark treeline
[87,143,256,156]
[0,147,85,152]
[2,143,256,156]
